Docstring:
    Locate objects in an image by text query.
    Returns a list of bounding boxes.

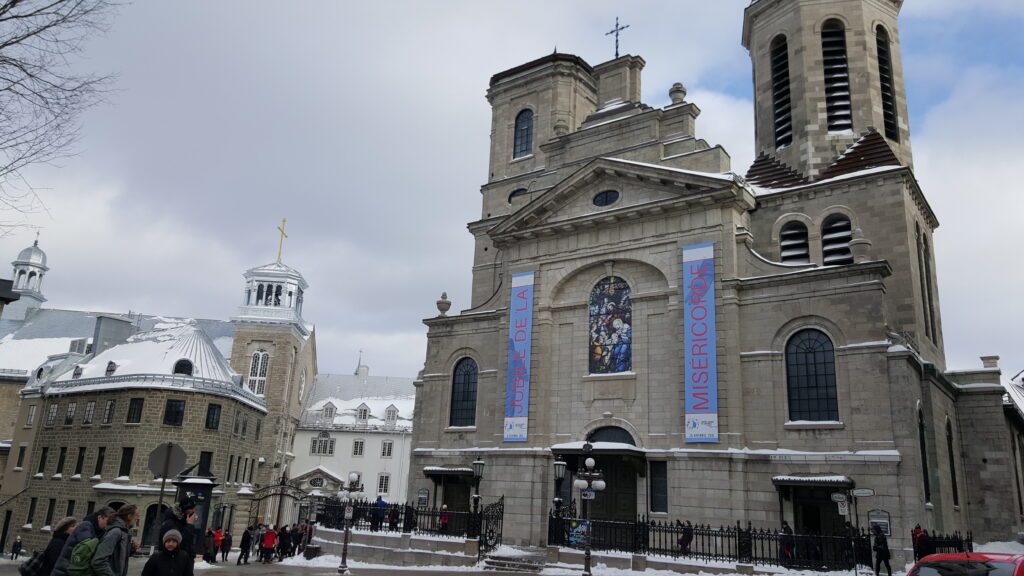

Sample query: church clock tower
[742,0,912,179]
[230,243,317,489]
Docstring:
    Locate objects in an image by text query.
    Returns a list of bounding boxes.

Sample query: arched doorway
[554,427,642,523]
[142,504,169,547]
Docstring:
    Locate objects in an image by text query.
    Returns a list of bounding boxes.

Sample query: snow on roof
[302,369,416,430]
[601,157,739,182]
[0,335,78,372]
[56,320,235,383]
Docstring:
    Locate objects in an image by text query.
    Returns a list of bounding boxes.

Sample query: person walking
[11,536,23,560]
[220,531,231,563]
[141,530,193,576]
[159,499,197,560]
[202,529,216,564]
[52,506,115,576]
[873,525,892,576]
[92,505,138,576]
[677,520,694,555]
[236,527,251,565]
[40,518,77,576]
[260,526,276,564]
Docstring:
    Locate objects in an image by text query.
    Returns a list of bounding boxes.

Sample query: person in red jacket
[261,526,277,564]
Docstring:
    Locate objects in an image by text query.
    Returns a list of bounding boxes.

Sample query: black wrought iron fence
[548,511,973,572]
[317,498,475,540]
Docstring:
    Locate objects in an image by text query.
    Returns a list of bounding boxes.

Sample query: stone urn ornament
[436,292,451,316]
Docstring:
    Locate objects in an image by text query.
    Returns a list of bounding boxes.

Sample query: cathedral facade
[409,0,1019,558]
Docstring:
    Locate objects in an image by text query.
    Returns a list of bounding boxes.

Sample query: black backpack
[18,550,46,576]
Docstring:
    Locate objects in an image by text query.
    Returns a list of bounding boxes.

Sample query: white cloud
[913,66,1024,372]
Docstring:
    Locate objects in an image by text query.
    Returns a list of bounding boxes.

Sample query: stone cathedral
[408,0,1021,557]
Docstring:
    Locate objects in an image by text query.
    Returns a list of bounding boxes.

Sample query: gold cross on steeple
[276,218,288,261]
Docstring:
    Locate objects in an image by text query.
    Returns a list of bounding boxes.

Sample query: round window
[593,190,619,207]
[310,477,325,487]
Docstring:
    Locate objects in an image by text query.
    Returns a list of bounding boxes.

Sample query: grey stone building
[409,0,1022,559]
[0,242,317,553]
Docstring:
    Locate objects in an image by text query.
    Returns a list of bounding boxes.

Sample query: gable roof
[488,157,749,242]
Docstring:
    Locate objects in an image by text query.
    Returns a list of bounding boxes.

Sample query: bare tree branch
[0,0,116,228]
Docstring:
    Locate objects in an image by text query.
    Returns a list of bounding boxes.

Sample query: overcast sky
[3,1,1022,381]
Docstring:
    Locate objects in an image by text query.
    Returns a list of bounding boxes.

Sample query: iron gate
[479,496,504,555]
[246,478,312,528]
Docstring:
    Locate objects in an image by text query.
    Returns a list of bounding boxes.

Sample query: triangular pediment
[291,464,346,485]
[489,157,747,243]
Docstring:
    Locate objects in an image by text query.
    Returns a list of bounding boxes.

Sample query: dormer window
[385,407,398,426]
[323,404,336,419]
[72,366,83,380]
[357,405,369,424]
[105,362,117,377]
[173,359,194,376]
[35,367,44,380]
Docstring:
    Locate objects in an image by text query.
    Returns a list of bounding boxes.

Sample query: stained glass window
[450,357,478,426]
[589,277,632,374]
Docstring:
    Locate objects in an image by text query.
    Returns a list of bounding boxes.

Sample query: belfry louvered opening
[779,221,810,264]
[821,214,853,265]
[770,35,793,148]
[876,26,899,142]
[821,20,853,132]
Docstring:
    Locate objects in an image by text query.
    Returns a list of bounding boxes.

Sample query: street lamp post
[552,456,567,516]
[572,444,606,576]
[470,459,485,539]
[337,472,365,575]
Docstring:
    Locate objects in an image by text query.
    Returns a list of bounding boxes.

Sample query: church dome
[15,241,46,267]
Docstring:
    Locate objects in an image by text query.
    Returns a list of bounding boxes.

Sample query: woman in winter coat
[236,528,252,565]
[40,518,77,576]
[51,507,115,576]
[141,530,193,576]
[219,531,231,562]
[872,525,892,576]
[202,529,216,564]
[92,505,138,576]
[678,520,694,554]
[260,527,277,564]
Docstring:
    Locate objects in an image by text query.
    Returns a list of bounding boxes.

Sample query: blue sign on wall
[683,243,718,443]
[504,271,534,442]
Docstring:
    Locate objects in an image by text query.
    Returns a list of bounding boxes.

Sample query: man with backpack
[90,505,138,576]
[51,507,115,576]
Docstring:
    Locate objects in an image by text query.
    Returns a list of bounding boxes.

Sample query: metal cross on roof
[606,17,630,59]
[276,218,288,261]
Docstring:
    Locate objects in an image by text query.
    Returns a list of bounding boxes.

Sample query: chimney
[92,315,136,357]
[981,355,1000,369]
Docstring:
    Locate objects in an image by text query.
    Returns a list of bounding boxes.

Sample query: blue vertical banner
[504,271,534,442]
[683,243,719,443]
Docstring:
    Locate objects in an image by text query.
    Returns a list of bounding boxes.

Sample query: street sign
[148,443,187,478]
[344,505,354,520]
[837,501,849,516]
[581,489,595,500]
[851,488,875,497]
[831,492,847,503]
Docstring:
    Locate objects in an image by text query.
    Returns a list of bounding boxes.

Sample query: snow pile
[975,541,1024,554]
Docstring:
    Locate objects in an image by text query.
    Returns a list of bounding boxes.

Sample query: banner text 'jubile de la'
[504,271,534,442]
[683,243,719,442]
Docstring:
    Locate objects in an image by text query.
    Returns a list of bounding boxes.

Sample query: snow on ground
[973,541,1024,554]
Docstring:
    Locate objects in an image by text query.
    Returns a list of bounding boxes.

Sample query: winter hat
[164,529,183,544]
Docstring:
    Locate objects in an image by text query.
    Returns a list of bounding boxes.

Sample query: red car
[909,553,1024,576]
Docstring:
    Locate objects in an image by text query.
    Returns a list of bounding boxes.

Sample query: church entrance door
[792,486,844,533]
[586,454,637,522]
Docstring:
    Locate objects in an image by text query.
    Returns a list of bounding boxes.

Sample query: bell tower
[742,0,912,179]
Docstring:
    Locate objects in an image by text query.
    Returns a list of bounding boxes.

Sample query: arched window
[821,19,853,131]
[589,276,632,374]
[274,285,283,306]
[173,359,194,376]
[876,26,899,141]
[15,270,25,289]
[105,362,117,377]
[298,370,306,401]
[770,35,793,147]
[779,221,810,264]
[785,329,838,421]
[247,350,269,396]
[450,357,478,427]
[821,214,853,265]
[513,109,534,158]
[27,271,37,290]
[918,407,931,502]
[922,235,937,343]
[945,420,959,506]
[508,188,530,203]
[255,284,265,305]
